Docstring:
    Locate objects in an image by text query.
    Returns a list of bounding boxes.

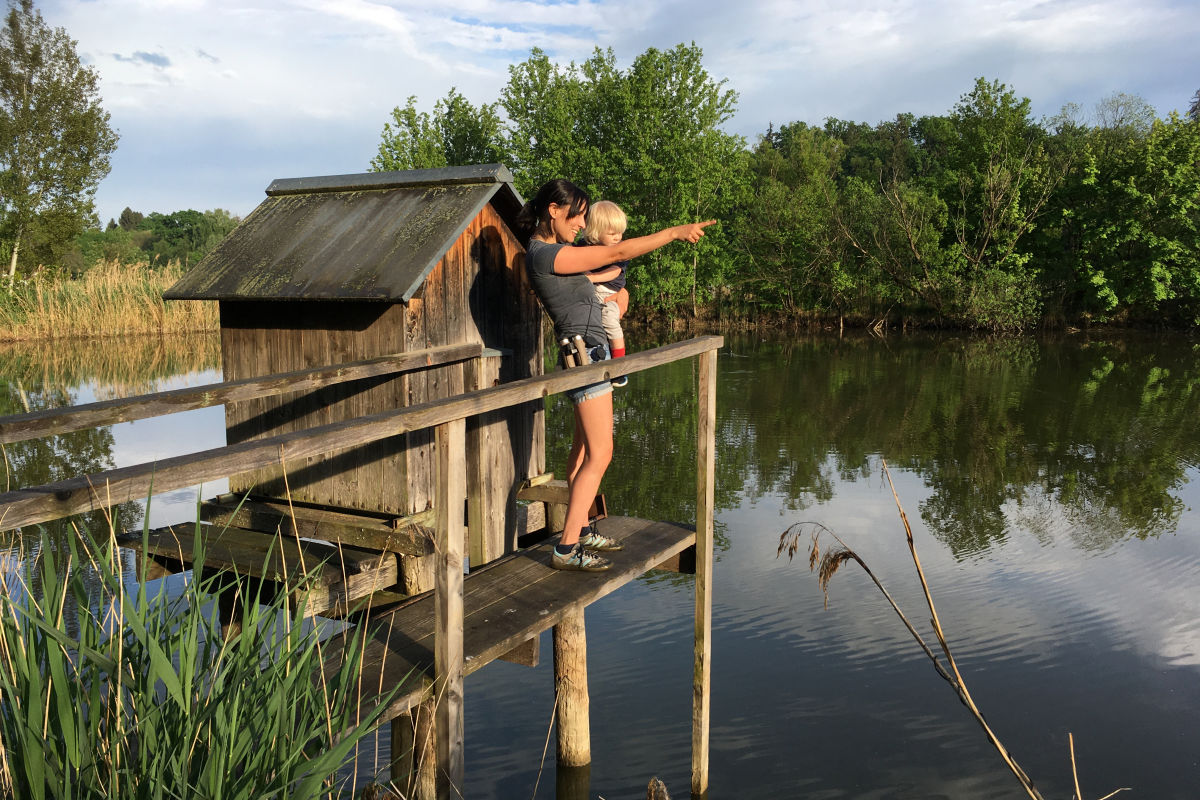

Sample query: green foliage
[734,123,846,313]
[376,57,1200,329]
[61,207,240,273]
[371,89,504,172]
[0,0,118,284]
[117,207,144,232]
[0,525,396,799]
[380,43,748,314]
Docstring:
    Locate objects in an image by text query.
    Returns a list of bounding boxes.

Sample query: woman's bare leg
[559,392,613,547]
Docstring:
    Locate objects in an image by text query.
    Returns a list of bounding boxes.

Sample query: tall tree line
[376,48,1200,330]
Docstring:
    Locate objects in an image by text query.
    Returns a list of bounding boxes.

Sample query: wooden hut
[164,164,543,579]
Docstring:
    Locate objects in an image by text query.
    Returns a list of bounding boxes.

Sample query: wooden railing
[0,336,720,534]
[0,333,723,798]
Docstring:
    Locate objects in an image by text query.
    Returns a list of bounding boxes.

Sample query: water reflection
[4,330,1200,798]
[0,334,222,612]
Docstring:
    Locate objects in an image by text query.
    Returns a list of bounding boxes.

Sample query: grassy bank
[0,262,217,342]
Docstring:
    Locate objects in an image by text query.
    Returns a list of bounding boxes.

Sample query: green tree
[371,88,504,172]
[1188,88,1199,122]
[931,78,1062,328]
[499,44,746,311]
[117,206,144,231]
[0,0,117,286]
[734,122,849,314]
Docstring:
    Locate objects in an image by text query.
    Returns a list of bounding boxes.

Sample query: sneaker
[579,525,623,551]
[552,545,612,572]
[611,375,629,388]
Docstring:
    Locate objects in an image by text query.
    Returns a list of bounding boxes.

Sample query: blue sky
[41,0,1200,226]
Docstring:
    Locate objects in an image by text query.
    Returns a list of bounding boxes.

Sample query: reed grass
[0,262,218,343]
[0,522,397,800]
[779,459,1130,800]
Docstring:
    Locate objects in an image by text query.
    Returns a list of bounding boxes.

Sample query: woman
[517,179,714,571]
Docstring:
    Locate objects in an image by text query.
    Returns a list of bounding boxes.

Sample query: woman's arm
[551,221,716,275]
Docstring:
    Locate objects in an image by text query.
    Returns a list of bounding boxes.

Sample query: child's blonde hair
[583,200,628,244]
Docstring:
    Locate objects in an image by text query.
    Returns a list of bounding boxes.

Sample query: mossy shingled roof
[164,164,524,302]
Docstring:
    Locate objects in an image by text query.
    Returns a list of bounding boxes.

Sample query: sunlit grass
[0,261,218,343]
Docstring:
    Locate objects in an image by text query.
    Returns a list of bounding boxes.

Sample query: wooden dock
[322,515,697,723]
[0,335,722,799]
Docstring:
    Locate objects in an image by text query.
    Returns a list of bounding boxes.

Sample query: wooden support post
[434,418,466,800]
[391,701,437,800]
[553,607,591,767]
[692,348,717,797]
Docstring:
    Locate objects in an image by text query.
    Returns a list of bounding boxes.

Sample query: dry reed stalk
[779,459,1129,800]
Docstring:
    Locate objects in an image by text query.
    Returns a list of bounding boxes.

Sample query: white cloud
[37,0,1200,221]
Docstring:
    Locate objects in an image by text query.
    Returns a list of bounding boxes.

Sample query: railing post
[692,347,717,797]
[434,418,466,800]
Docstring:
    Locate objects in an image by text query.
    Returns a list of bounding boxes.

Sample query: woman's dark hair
[515,179,590,244]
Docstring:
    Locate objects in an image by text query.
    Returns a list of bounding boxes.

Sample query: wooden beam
[392,700,437,800]
[0,343,482,444]
[117,522,399,618]
[434,418,466,800]
[516,480,606,522]
[554,607,591,768]
[692,347,717,797]
[497,635,540,667]
[653,543,697,575]
[199,493,433,556]
[0,336,722,532]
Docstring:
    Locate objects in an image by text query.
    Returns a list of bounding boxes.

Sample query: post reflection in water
[4,331,1200,799]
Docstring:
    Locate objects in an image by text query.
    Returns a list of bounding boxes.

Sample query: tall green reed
[0,524,397,799]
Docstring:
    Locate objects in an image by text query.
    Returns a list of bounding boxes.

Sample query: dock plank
[120,523,400,617]
[321,516,696,723]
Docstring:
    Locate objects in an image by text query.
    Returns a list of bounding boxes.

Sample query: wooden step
[119,522,400,617]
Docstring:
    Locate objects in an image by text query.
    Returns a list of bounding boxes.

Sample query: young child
[580,200,631,387]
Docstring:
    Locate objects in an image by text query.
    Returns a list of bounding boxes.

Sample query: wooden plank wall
[222,301,412,513]
[221,200,542,568]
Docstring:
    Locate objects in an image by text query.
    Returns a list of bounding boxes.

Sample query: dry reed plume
[778,459,1130,800]
[0,261,217,342]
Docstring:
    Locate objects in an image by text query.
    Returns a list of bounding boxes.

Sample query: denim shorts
[563,343,613,404]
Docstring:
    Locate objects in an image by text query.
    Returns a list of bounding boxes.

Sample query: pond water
[2,330,1198,799]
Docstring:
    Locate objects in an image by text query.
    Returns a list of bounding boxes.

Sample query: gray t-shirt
[526,240,606,347]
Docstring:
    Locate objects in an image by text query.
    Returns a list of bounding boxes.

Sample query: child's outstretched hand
[675,220,717,243]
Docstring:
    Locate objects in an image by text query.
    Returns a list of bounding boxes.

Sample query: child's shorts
[594,285,625,343]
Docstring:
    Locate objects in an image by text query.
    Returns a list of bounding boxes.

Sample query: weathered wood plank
[320,516,696,725]
[0,343,482,445]
[692,347,717,797]
[515,480,606,520]
[118,523,399,618]
[554,608,590,767]
[0,337,722,532]
[199,494,433,556]
[497,636,539,667]
[434,419,466,800]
